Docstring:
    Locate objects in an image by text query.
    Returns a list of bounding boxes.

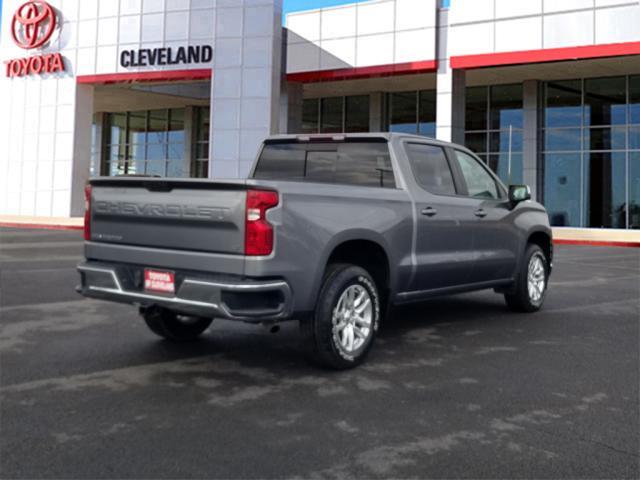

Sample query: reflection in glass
[419,90,437,137]
[629,76,640,125]
[345,95,370,133]
[148,109,168,143]
[586,153,626,228]
[109,113,127,145]
[546,80,582,128]
[584,127,626,151]
[630,153,640,229]
[465,86,487,131]
[584,77,626,126]
[490,84,523,130]
[489,130,523,153]
[544,154,581,227]
[168,109,185,143]
[544,128,581,152]
[487,153,523,185]
[389,92,417,133]
[302,99,319,133]
[128,112,147,144]
[465,132,487,154]
[320,97,343,133]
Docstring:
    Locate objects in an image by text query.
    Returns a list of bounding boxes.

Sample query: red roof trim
[76,69,212,85]
[286,60,438,83]
[450,41,640,70]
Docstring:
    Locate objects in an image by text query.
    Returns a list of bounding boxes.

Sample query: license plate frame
[144,269,176,295]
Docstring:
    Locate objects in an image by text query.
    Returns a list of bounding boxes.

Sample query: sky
[283,0,370,16]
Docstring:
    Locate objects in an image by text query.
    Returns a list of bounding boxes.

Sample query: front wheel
[504,244,549,312]
[302,264,381,370]
[142,307,213,342]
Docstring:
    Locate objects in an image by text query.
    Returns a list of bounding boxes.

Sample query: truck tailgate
[89,178,247,255]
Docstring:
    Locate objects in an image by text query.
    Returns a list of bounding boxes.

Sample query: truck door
[450,149,519,283]
[404,143,477,294]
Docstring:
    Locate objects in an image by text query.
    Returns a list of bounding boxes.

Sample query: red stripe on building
[0,222,83,231]
[553,239,640,248]
[450,41,640,70]
[286,60,438,83]
[77,69,212,85]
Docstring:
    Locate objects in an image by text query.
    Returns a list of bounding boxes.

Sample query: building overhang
[450,41,640,70]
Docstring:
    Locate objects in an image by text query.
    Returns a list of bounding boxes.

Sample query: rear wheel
[504,244,549,312]
[302,263,381,369]
[142,307,213,342]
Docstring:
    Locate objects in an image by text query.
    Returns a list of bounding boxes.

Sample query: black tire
[142,307,213,342]
[504,244,549,313]
[301,263,381,370]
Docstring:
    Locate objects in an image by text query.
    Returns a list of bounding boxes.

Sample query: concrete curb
[1,218,639,247]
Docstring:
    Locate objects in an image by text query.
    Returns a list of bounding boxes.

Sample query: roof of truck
[264,133,463,149]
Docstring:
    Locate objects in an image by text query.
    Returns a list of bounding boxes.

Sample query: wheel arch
[313,231,394,307]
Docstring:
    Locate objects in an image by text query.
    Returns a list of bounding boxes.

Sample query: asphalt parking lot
[0,227,638,479]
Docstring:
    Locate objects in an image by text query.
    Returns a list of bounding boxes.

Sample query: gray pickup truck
[78,133,552,369]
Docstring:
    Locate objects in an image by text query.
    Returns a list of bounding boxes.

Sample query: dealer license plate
[144,269,175,294]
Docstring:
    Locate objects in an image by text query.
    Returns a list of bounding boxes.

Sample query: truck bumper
[77,262,293,322]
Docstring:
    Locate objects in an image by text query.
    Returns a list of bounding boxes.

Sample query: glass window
[629,76,640,125]
[302,99,319,133]
[320,97,343,133]
[465,132,487,154]
[336,143,395,188]
[545,128,582,152]
[584,127,626,151]
[544,153,581,227]
[488,153,523,185]
[102,108,191,178]
[419,90,437,137]
[254,141,395,188]
[306,151,337,182]
[193,106,210,179]
[629,153,640,229]
[546,80,582,128]
[490,84,523,130]
[455,150,500,199]
[389,92,417,133]
[489,130,523,154]
[584,77,626,127]
[108,113,127,145]
[406,143,456,195]
[465,86,487,131]
[168,108,185,143]
[128,111,147,145]
[586,152,627,229]
[345,95,370,133]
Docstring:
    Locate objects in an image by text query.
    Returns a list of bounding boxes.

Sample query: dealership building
[1,0,640,231]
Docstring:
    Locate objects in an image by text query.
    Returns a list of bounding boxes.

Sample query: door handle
[421,207,437,217]
[474,209,488,218]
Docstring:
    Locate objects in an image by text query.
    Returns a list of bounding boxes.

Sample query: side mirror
[509,185,531,204]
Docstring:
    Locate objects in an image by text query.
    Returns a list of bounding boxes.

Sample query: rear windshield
[253,141,396,188]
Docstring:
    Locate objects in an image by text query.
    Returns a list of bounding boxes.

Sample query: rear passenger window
[254,141,395,188]
[406,143,457,195]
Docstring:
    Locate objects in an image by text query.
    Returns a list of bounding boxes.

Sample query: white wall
[286,0,437,74]
[449,0,640,57]
[0,0,282,217]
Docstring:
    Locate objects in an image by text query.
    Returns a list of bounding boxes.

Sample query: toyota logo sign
[11,1,57,50]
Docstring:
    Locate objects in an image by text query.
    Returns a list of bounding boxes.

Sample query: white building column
[70,84,94,216]
[435,8,465,145]
[523,80,540,201]
[210,0,283,179]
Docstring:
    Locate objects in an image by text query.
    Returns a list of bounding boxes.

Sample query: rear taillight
[245,189,279,256]
[83,184,91,241]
